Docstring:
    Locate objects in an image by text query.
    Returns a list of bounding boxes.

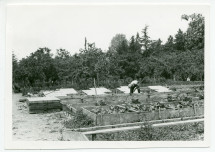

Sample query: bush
[138,122,154,140]
[193,122,204,134]
[21,87,28,96]
[63,109,94,129]
[158,77,166,83]
[141,77,154,84]
[169,87,177,91]
[96,100,107,106]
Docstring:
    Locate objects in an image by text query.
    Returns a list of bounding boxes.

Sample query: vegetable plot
[87,100,203,115]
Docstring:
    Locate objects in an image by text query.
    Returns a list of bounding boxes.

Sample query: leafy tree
[17,48,58,87]
[129,35,142,54]
[12,53,18,82]
[12,13,205,93]
[164,35,174,51]
[174,29,185,51]
[182,14,205,50]
[56,48,71,59]
[12,53,22,92]
[150,38,162,52]
[109,34,129,54]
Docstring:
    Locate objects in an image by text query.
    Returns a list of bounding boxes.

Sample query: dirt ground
[12,93,66,141]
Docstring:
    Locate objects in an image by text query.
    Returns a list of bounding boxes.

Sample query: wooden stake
[92,134,96,141]
[193,103,196,116]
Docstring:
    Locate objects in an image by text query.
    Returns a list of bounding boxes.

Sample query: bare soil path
[12,93,65,141]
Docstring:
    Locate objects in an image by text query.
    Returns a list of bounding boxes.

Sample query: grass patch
[93,122,204,141]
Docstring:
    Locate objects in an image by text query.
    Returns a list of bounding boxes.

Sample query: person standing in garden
[128,80,140,95]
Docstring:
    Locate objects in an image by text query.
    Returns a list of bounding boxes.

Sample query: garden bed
[82,102,204,126]
[61,93,148,104]
[61,93,148,115]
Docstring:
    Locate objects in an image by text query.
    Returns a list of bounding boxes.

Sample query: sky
[6,4,207,60]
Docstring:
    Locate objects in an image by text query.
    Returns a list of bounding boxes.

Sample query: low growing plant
[63,109,94,129]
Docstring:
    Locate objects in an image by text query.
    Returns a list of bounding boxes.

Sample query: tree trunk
[173,75,176,81]
[97,73,99,87]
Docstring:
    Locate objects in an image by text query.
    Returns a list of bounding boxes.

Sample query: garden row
[81,101,203,126]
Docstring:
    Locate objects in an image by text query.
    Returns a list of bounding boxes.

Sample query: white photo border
[1,0,214,151]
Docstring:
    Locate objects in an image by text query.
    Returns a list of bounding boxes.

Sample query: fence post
[146,91,150,103]
[180,108,183,120]
[96,115,98,126]
[92,134,96,141]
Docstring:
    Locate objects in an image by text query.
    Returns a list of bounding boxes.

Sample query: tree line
[12,14,204,93]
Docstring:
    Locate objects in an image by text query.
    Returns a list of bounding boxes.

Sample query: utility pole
[84,37,87,50]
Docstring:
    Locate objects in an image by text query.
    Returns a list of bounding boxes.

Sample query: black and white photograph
[3,1,212,149]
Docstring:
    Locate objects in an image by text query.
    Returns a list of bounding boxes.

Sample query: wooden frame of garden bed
[26,97,62,114]
[82,103,204,126]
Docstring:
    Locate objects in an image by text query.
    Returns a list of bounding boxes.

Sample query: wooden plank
[74,115,204,132]
[27,97,60,103]
[83,118,204,135]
